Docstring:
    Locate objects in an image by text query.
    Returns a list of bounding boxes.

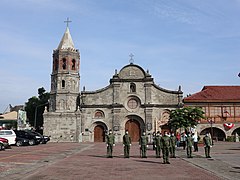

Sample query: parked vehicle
[0,137,10,149]
[29,131,50,144]
[15,137,29,147]
[14,130,41,145]
[0,142,5,150]
[0,130,16,145]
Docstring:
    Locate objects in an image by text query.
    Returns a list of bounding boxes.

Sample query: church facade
[43,27,183,142]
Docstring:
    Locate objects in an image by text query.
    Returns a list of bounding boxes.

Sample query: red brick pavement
[0,143,223,180]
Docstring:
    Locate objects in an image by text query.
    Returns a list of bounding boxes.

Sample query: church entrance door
[125,120,140,142]
[94,125,105,142]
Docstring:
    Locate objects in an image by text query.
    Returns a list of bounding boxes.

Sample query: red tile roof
[184,86,240,102]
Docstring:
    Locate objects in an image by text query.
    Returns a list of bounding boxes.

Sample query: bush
[226,136,235,142]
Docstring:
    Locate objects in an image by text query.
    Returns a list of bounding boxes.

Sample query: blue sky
[1,0,240,113]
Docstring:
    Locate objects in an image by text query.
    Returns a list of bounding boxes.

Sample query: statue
[76,93,81,111]
[235,133,239,142]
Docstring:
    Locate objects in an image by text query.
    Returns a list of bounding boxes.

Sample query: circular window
[127,99,138,109]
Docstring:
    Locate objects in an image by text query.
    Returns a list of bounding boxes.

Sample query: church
[43,26,183,142]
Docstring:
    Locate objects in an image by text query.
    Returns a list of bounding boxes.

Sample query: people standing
[192,133,199,152]
[161,131,171,164]
[186,133,193,158]
[203,132,212,158]
[123,130,131,158]
[176,132,181,147]
[181,132,187,150]
[154,131,162,158]
[106,130,115,158]
[152,132,156,150]
[170,133,176,158]
[139,131,148,158]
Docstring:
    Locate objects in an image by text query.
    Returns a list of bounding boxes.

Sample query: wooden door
[94,125,105,142]
[125,120,140,142]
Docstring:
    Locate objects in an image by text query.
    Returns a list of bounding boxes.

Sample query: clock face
[127,99,138,109]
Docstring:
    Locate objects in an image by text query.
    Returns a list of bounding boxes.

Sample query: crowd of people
[105,130,213,164]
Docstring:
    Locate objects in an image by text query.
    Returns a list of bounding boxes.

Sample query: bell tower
[44,19,81,142]
[49,21,80,112]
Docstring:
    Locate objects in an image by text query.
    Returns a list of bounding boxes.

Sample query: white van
[0,130,16,145]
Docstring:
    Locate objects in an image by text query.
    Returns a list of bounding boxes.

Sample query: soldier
[170,132,176,158]
[203,132,212,158]
[106,130,115,158]
[154,131,162,158]
[186,132,193,158]
[139,131,148,158]
[152,132,156,150]
[161,131,170,164]
[123,130,131,158]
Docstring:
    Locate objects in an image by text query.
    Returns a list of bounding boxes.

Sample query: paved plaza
[0,141,239,180]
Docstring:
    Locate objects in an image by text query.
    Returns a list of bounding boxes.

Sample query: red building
[184,86,240,141]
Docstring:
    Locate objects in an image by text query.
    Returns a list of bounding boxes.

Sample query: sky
[0,0,240,113]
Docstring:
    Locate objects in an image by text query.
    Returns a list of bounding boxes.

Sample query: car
[29,131,50,144]
[0,130,16,145]
[14,130,41,145]
[15,137,29,147]
[0,142,5,151]
[0,137,10,150]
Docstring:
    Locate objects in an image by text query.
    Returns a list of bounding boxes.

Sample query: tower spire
[57,18,75,50]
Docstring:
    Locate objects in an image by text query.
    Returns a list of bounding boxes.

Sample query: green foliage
[226,136,235,142]
[169,107,205,131]
[25,87,50,128]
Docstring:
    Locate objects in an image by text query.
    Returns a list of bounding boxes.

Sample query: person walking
[154,131,162,158]
[139,131,148,158]
[203,132,212,158]
[161,131,171,164]
[123,130,131,158]
[170,133,176,158]
[106,130,115,158]
[186,133,193,158]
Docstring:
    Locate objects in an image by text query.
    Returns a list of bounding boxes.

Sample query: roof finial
[129,53,134,64]
[64,17,72,28]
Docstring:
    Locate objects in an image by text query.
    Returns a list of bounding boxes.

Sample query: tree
[25,87,50,130]
[169,107,205,132]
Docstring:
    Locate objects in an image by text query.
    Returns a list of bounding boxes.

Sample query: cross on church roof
[129,53,134,64]
[64,17,72,27]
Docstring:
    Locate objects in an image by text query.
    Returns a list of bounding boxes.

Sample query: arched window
[130,83,136,93]
[62,80,65,88]
[94,110,104,119]
[72,59,76,70]
[62,58,67,70]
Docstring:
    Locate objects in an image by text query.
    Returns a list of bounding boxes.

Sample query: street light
[34,102,48,129]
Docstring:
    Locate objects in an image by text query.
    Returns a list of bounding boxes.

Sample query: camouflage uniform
[170,134,176,158]
[161,133,170,164]
[155,133,162,158]
[186,134,193,158]
[203,133,212,158]
[106,131,115,158]
[139,133,148,158]
[123,132,131,158]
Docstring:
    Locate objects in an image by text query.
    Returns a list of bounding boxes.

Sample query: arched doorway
[232,128,240,136]
[94,125,106,142]
[200,127,226,141]
[125,119,140,142]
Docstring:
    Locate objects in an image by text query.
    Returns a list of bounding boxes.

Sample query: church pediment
[118,64,149,79]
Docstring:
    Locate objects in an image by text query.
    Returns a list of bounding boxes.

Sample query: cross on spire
[64,17,72,27]
[129,53,134,64]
